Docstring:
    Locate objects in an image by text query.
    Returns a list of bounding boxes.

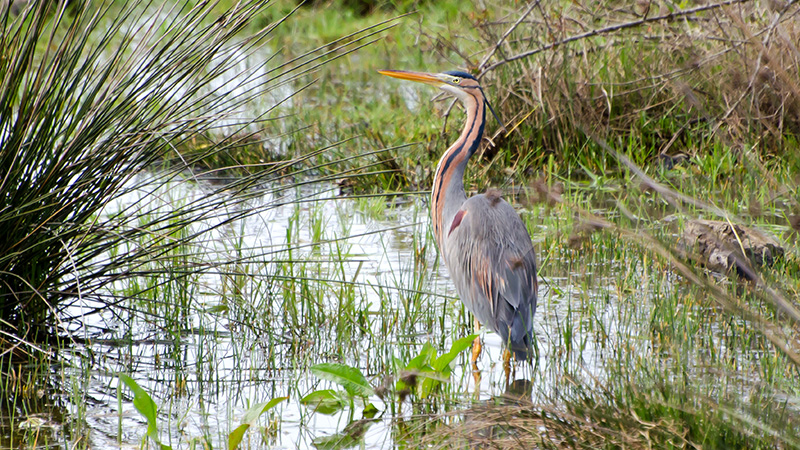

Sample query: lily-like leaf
[118,373,171,450]
[405,343,436,370]
[310,363,375,397]
[432,334,478,373]
[301,389,347,415]
[398,335,479,399]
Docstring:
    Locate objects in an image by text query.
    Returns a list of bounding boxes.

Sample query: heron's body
[444,190,537,360]
[379,69,537,376]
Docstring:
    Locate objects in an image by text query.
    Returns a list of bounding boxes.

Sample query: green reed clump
[0,0,394,345]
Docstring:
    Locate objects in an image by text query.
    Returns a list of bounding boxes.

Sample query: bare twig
[482,0,751,74]
[477,1,539,72]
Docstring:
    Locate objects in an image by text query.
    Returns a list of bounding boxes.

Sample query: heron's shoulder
[459,190,533,245]
[484,188,503,206]
[463,188,510,209]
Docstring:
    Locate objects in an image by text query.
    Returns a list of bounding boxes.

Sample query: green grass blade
[228,396,288,450]
[118,373,170,449]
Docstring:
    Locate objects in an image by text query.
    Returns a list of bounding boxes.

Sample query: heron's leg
[471,318,482,389]
[502,349,512,388]
[471,318,482,363]
[512,355,518,379]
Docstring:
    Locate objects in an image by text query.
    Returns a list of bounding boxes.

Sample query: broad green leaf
[310,363,375,397]
[395,343,437,394]
[391,356,404,374]
[418,370,451,399]
[405,343,436,370]
[301,390,347,415]
[395,336,478,399]
[118,373,170,449]
[228,424,249,449]
[228,396,288,450]
[433,334,478,372]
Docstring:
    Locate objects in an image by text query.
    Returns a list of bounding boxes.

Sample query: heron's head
[378,69,504,129]
[378,69,480,102]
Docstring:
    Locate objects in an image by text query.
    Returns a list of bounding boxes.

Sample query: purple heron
[378,69,538,384]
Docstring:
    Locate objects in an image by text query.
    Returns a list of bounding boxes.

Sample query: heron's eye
[451,77,461,84]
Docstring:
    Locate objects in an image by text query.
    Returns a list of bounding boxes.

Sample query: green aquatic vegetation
[119,374,171,450]
[119,373,288,450]
[311,363,376,399]
[302,335,476,417]
[228,397,288,450]
[301,363,380,449]
[393,334,478,402]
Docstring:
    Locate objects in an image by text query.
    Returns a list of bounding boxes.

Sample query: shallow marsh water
[0,169,651,449]
[6,159,758,450]
[4,161,797,449]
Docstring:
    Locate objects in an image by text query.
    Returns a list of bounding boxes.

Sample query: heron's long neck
[431,94,485,254]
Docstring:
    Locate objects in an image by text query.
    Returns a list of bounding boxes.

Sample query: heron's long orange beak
[378,70,443,87]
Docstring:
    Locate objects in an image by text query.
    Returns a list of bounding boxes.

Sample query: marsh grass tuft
[0,0,400,342]
[0,0,280,340]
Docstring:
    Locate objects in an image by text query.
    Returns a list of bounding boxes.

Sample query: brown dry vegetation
[464,0,800,167]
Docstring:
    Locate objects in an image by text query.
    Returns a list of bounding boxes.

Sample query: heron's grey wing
[444,193,538,358]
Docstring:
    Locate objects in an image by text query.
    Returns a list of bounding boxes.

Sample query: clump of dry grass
[469,0,800,166]
[403,403,693,449]
[400,377,799,449]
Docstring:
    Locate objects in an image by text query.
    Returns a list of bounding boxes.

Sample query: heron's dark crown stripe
[442,70,477,80]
